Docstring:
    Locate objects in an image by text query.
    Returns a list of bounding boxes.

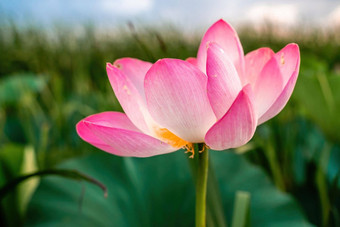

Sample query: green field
[1,21,340,226]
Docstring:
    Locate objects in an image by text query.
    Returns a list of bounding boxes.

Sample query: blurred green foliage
[27,151,312,226]
[0,21,340,226]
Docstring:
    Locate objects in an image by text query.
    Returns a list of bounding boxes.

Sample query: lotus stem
[195,144,209,227]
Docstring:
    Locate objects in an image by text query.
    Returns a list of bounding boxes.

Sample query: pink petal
[244,47,274,86]
[206,42,242,119]
[274,43,300,85]
[145,58,216,142]
[197,19,245,77]
[258,58,300,124]
[254,43,300,123]
[205,85,257,150]
[107,62,151,134]
[113,58,152,97]
[186,57,198,67]
[76,112,176,157]
[253,57,284,118]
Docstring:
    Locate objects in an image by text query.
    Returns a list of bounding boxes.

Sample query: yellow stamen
[199,144,208,153]
[155,127,190,148]
[185,143,195,158]
[154,127,198,158]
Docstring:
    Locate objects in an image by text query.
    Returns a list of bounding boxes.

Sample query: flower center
[155,127,190,148]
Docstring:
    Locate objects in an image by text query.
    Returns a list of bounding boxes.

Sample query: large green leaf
[0,146,39,225]
[0,73,46,106]
[26,151,312,226]
[0,144,25,226]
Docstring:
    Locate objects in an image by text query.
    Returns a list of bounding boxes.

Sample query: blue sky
[1,0,339,30]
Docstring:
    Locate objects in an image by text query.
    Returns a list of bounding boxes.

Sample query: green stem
[195,144,209,227]
[316,142,331,227]
[265,143,286,191]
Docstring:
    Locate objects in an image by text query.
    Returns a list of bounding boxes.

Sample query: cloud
[328,5,340,26]
[245,3,299,26]
[147,0,250,31]
[0,0,339,29]
[100,0,153,15]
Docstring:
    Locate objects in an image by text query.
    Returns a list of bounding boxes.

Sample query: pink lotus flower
[76,19,300,157]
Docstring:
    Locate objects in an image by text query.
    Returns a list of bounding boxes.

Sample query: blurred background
[0,0,340,226]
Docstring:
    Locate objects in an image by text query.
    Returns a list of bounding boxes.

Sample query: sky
[0,0,339,31]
